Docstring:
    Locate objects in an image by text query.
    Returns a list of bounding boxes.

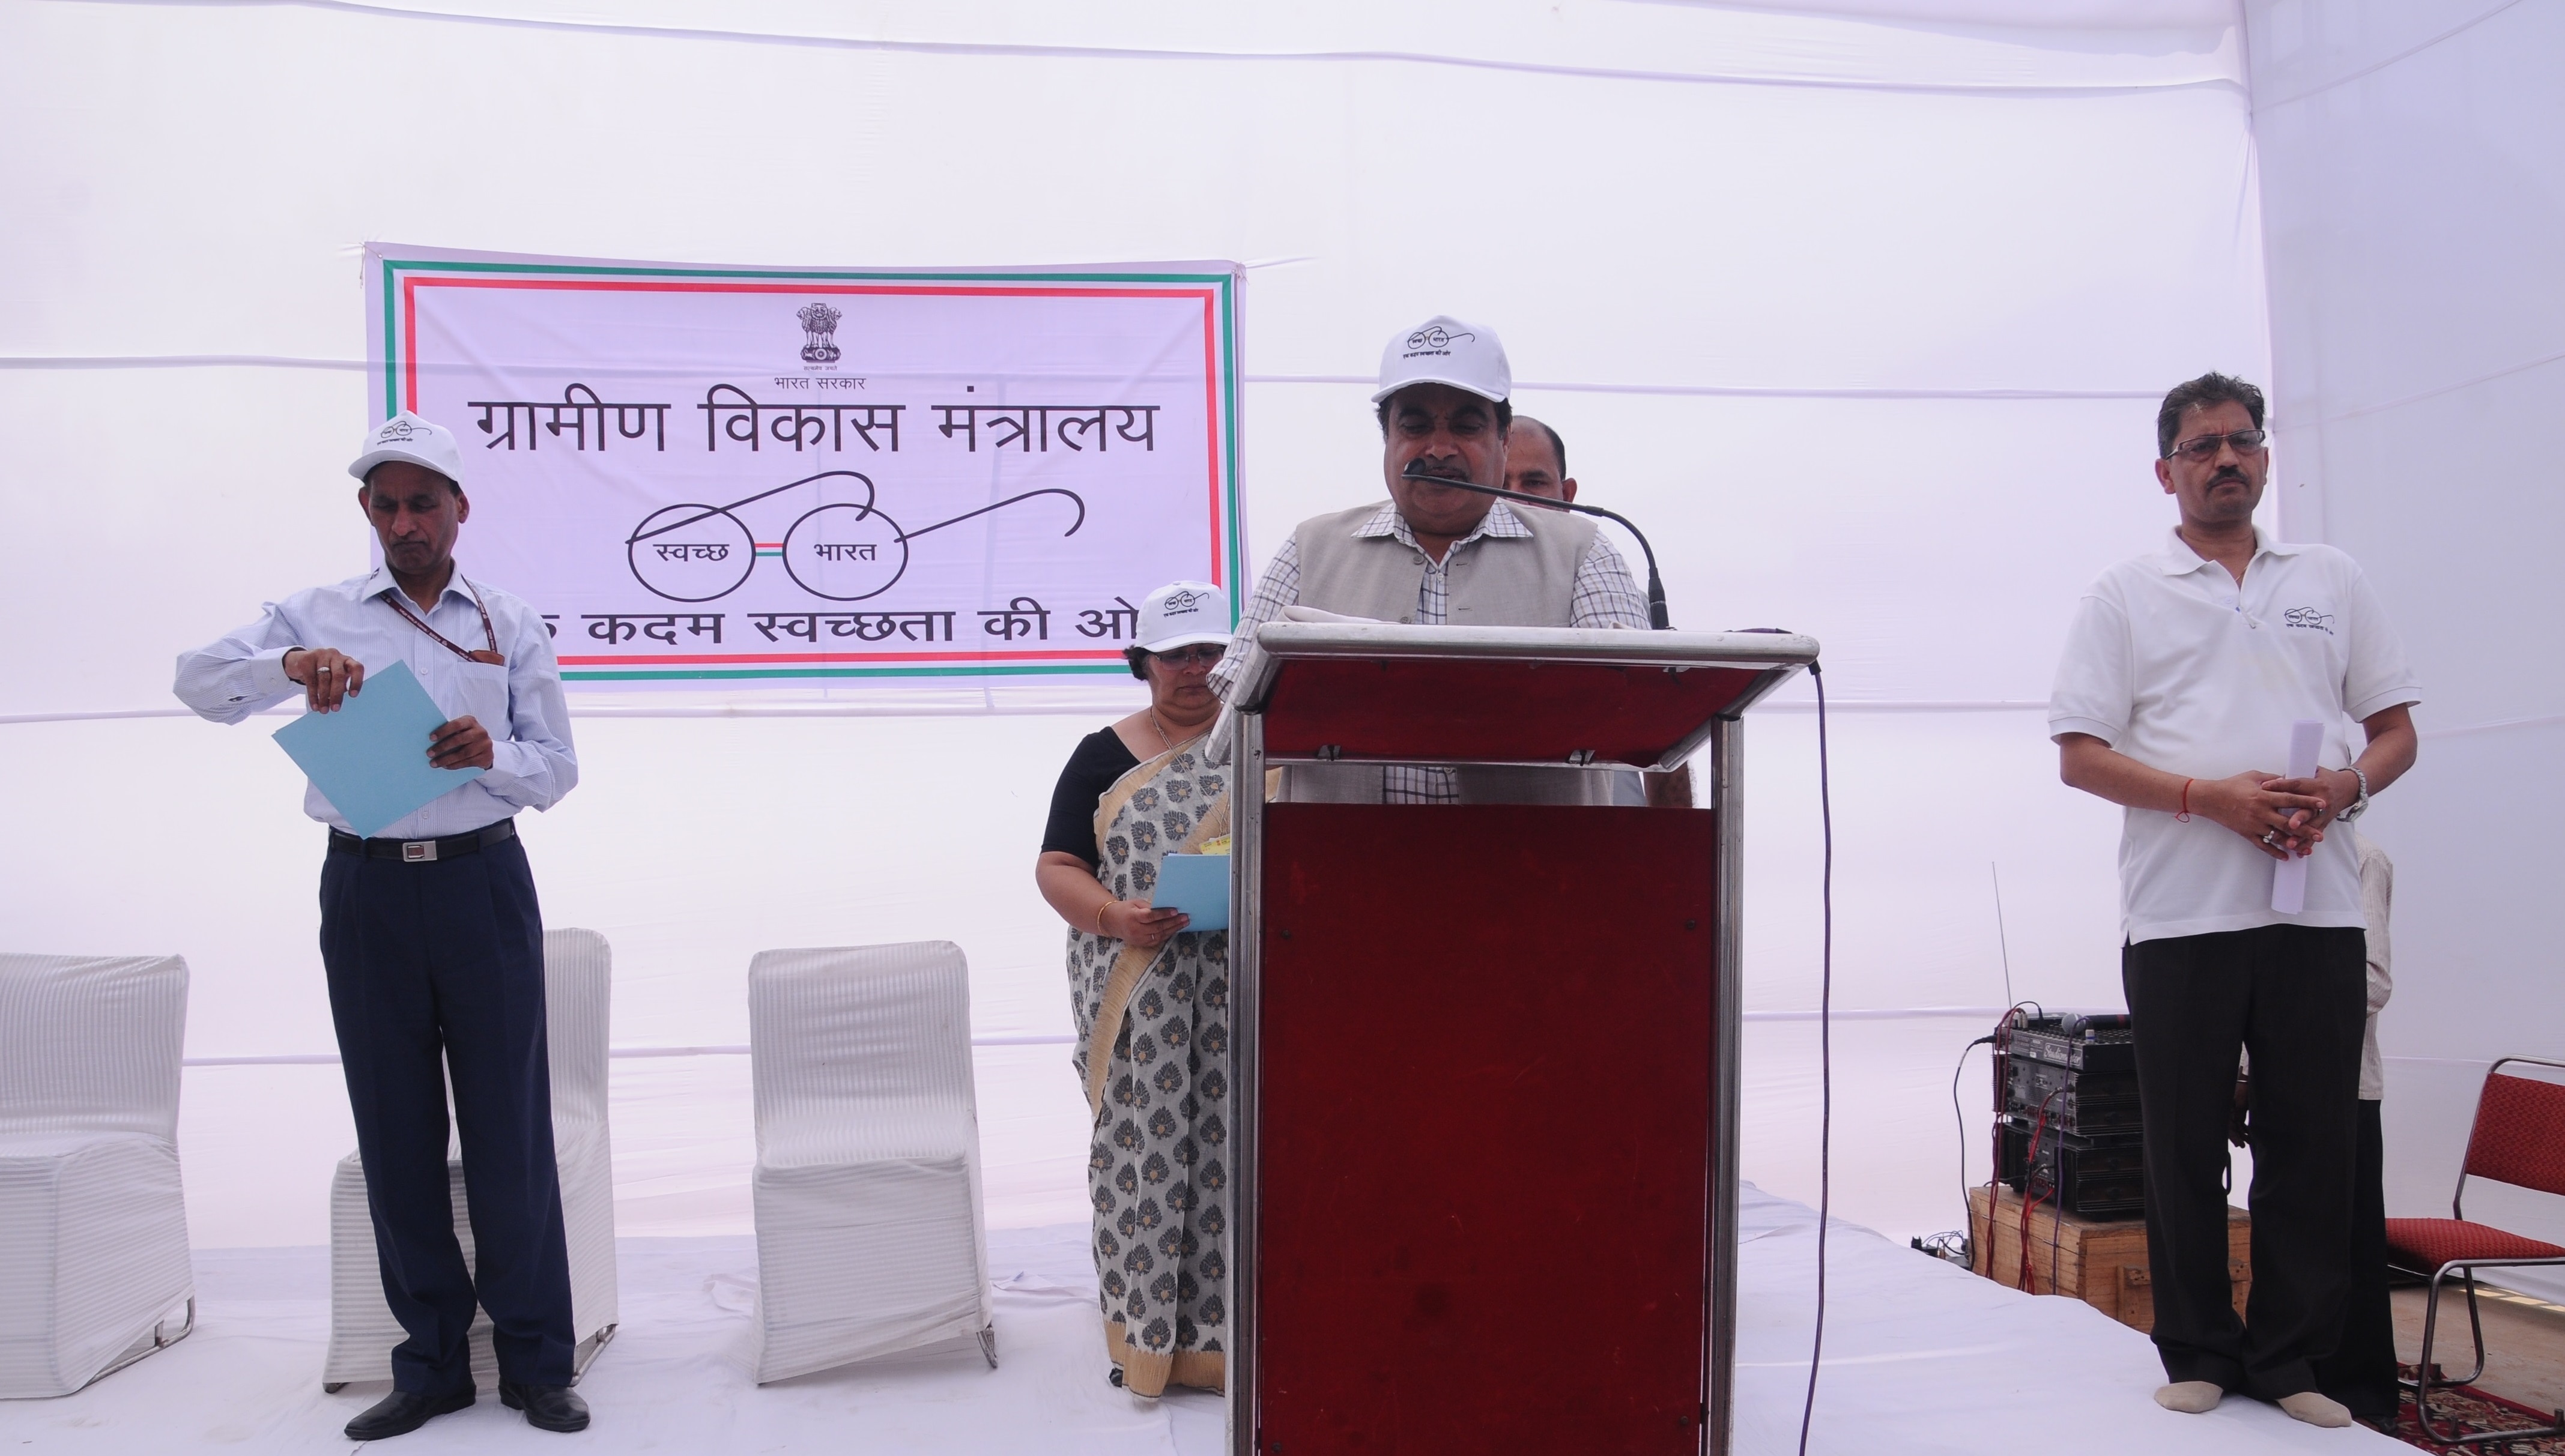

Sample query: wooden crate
[1968,1183,2250,1334]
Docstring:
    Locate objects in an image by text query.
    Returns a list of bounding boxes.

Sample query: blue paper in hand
[1152,853,1231,933]
[271,660,483,839]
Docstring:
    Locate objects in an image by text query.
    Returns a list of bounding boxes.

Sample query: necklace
[1149,706,1208,752]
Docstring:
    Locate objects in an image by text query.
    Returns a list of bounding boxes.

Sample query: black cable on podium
[1400,461,1832,1443]
[1799,659,1832,1456]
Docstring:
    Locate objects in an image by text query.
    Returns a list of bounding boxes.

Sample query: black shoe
[499,1380,591,1433]
[344,1387,473,1441]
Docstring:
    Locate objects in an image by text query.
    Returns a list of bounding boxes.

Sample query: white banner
[363,246,1244,707]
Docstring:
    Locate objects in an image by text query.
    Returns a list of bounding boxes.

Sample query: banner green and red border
[372,254,1243,684]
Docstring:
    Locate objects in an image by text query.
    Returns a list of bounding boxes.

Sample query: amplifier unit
[2002,1012,2135,1076]
[2001,1056,2142,1136]
[1998,1114,2145,1218]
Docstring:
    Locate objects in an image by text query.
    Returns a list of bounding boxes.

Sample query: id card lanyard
[381,576,506,666]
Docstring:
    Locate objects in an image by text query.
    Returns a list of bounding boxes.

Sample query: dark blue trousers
[319,832,575,1394]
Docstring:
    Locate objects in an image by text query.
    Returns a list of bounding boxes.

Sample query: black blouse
[1041,726,1142,867]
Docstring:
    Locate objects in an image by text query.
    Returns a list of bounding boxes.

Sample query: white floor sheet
[0,1186,2400,1455]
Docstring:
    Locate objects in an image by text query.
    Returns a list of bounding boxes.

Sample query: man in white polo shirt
[2050,372,2418,1428]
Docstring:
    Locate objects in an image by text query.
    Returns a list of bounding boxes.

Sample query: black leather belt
[329,818,516,863]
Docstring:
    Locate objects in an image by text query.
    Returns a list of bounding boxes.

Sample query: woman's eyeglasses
[1151,644,1226,668]
[2166,428,2268,462]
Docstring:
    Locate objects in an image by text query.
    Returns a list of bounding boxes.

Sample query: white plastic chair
[748,941,995,1383]
[0,954,195,1398]
[321,928,619,1389]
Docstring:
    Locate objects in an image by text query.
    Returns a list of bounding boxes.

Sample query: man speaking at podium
[1211,316,1651,803]
[172,414,590,1440]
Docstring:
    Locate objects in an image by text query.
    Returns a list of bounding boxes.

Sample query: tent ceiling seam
[0,354,363,371]
[0,356,2161,401]
[2277,346,2565,429]
[0,701,2050,726]
[181,1038,1071,1066]
[2250,0,2527,112]
[43,705,2555,731]
[2419,712,2565,743]
[178,1007,2023,1065]
[65,0,2247,100]
[1262,373,2160,400]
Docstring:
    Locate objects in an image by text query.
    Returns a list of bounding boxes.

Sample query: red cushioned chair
[2384,1056,2565,1443]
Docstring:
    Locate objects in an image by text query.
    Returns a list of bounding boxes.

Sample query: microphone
[1399,461,1672,629]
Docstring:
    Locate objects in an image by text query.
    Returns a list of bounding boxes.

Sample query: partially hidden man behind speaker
[1208,315,1663,806]
[2049,372,2420,1430]
[172,413,592,1442]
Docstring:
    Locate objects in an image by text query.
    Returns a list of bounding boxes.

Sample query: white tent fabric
[1,0,2554,1434]
[2243,0,2565,1300]
[748,942,993,1382]
[20,0,2554,1300]
[0,0,2271,1259]
[318,929,620,1386]
[0,955,195,1399]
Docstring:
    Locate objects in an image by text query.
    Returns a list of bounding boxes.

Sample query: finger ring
[2261,830,2277,845]
[318,664,333,673]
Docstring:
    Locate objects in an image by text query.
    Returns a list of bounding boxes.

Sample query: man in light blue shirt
[174,412,590,1440]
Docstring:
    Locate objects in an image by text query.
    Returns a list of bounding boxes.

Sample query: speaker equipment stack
[1994,1011,2143,1218]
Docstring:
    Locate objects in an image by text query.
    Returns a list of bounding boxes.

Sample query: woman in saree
[1033,581,1234,1395]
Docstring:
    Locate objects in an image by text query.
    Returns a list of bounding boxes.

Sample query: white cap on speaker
[1370,314,1510,405]
[1135,581,1232,653]
[348,411,467,488]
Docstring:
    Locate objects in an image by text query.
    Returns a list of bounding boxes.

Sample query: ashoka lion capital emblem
[796,302,843,364]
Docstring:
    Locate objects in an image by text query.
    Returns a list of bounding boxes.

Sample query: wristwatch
[2337,764,2372,821]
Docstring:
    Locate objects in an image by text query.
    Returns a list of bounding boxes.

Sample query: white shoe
[2278,1392,2353,1428]
[2154,1380,2225,1413]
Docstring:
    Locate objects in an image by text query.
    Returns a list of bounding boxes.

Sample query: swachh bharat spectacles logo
[1402,324,1474,358]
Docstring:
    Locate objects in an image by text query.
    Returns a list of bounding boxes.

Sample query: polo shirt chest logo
[2282,606,2336,635]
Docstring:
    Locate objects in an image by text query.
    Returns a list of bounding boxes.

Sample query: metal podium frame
[1223,623,1817,1456]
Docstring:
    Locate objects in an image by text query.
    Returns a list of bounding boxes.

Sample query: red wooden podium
[1225,623,1817,1456]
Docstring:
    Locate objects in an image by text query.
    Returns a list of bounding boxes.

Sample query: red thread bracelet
[2176,778,2194,823]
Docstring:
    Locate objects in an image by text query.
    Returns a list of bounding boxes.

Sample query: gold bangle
[1094,898,1113,934]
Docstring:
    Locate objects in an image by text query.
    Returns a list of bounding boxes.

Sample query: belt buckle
[401,840,438,863]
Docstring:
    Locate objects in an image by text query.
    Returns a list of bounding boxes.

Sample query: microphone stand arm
[1399,471,1672,629]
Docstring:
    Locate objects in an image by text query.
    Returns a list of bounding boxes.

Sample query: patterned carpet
[2390,1367,2565,1454]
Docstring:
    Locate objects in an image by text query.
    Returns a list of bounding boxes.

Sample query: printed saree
[1064,739,1232,1396]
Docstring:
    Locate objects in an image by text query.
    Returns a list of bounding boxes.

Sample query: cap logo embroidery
[1403,325,1474,358]
[1159,587,1211,612]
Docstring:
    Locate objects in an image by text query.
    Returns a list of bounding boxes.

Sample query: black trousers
[2122,924,2365,1400]
[2313,1098,2397,1419]
[319,832,575,1394]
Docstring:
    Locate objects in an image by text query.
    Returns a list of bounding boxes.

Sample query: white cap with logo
[348,411,467,488]
[1136,581,1233,653]
[1370,314,1510,405]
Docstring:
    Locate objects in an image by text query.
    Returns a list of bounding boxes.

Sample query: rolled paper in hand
[2270,718,2324,913]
